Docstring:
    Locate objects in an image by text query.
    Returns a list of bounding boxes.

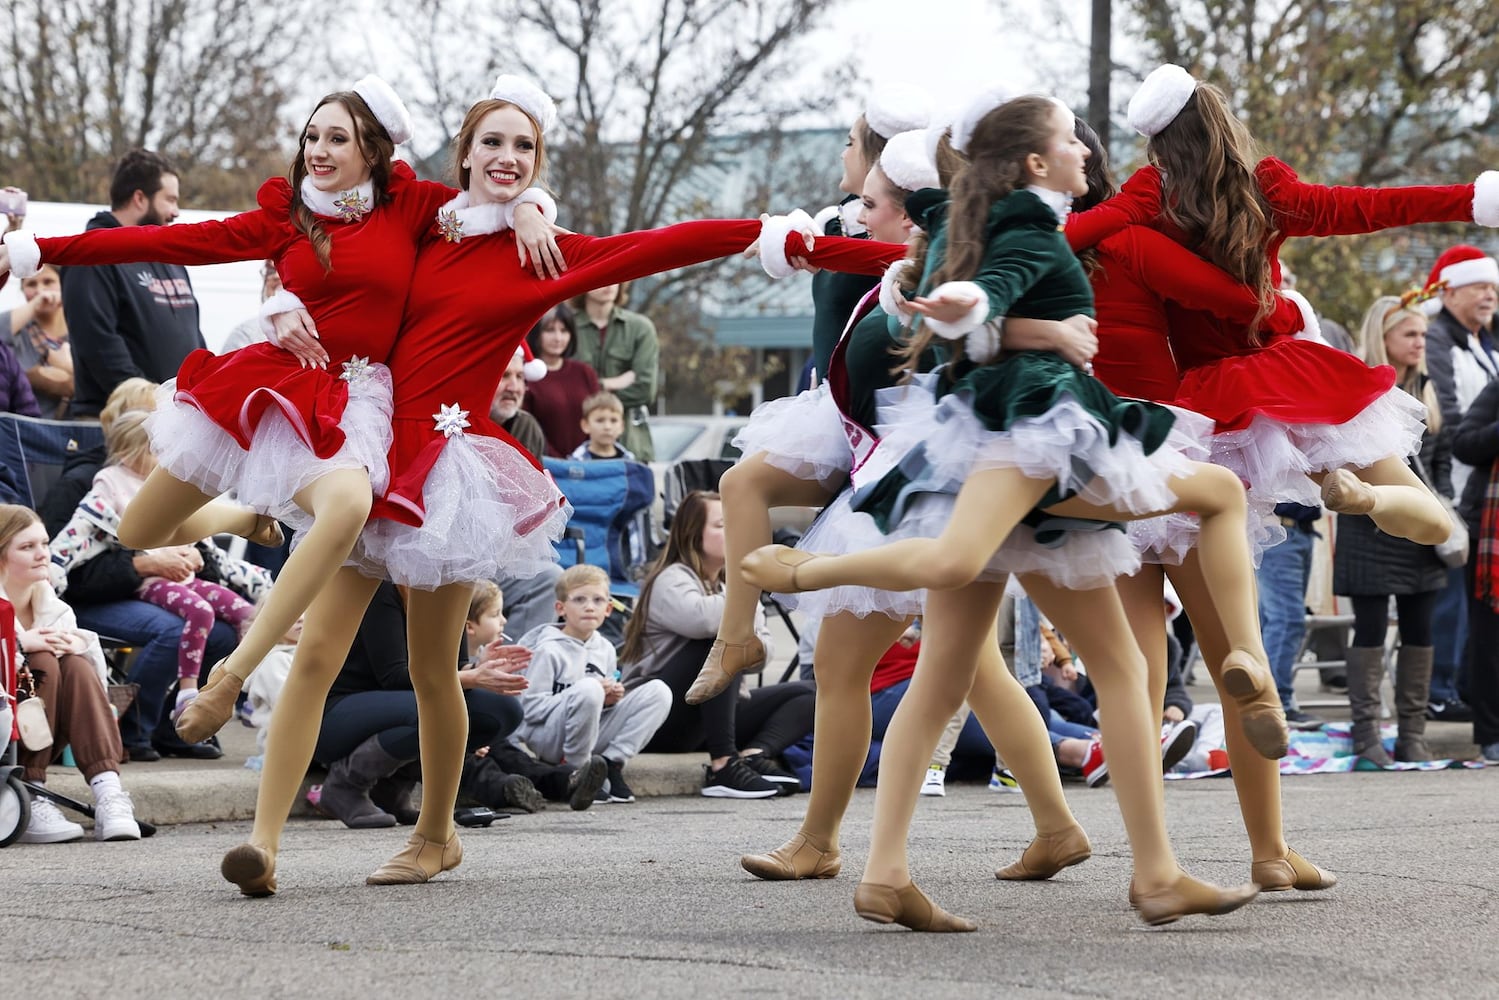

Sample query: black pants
[316,689,522,764]
[1349,591,1438,648]
[643,637,817,759]
[1464,551,1499,746]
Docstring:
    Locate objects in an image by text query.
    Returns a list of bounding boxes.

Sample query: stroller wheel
[0,768,31,848]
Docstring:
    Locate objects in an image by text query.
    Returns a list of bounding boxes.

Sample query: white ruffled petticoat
[348,434,572,590]
[147,366,395,534]
[1125,494,1286,569]
[1209,386,1427,509]
[772,490,925,621]
[730,383,851,489]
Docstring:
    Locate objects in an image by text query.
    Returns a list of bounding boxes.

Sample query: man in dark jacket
[61,150,204,417]
[1450,379,1499,764]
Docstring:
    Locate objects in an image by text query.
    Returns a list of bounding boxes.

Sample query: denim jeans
[870,679,993,760]
[73,599,238,749]
[1256,527,1313,709]
[1430,565,1469,703]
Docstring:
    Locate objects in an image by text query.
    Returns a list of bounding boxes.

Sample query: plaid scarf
[1477,461,1499,613]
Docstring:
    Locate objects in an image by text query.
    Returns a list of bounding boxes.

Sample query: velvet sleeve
[783,233,905,276]
[1065,166,1164,251]
[38,185,289,267]
[1256,157,1477,238]
[543,220,762,302]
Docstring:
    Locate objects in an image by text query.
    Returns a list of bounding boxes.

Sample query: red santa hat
[1418,244,1499,315]
[516,342,547,381]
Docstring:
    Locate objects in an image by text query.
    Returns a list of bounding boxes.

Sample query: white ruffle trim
[1209,386,1427,509]
[1126,494,1286,569]
[147,366,394,530]
[731,384,851,490]
[349,434,571,590]
[772,490,924,621]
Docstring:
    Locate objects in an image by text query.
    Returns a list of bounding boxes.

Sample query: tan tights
[1311,457,1450,545]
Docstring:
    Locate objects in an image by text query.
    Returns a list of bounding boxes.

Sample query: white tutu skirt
[772,490,924,621]
[148,366,394,534]
[731,383,851,489]
[1209,386,1427,509]
[349,434,571,590]
[1125,495,1286,569]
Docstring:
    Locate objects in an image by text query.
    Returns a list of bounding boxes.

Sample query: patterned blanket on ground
[1167,717,1486,779]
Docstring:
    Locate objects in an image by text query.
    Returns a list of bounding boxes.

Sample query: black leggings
[1349,592,1438,648]
[642,637,817,759]
[315,689,522,764]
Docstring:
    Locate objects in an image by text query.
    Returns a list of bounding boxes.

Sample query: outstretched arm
[4,210,283,278]
[541,219,763,303]
[1257,157,1499,238]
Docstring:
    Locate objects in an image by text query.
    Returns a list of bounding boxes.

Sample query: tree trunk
[1088,0,1113,148]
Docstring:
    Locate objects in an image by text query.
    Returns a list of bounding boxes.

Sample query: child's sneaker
[1160,719,1199,772]
[601,759,635,803]
[567,755,609,811]
[740,753,801,795]
[989,766,1020,793]
[701,758,779,799]
[170,689,198,724]
[919,765,947,797]
[1082,738,1109,788]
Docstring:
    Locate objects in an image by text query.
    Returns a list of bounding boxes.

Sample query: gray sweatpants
[519,678,672,766]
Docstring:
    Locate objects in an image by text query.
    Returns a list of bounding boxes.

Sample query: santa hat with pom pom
[516,342,547,381]
[1417,244,1499,316]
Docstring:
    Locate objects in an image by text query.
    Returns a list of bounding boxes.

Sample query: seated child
[568,391,636,461]
[514,565,671,803]
[50,410,256,721]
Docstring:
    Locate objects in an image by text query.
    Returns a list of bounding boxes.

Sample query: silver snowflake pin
[433,402,471,438]
[437,208,465,243]
[334,189,371,222]
[340,356,373,382]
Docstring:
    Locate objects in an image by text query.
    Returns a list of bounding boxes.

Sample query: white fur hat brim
[353,75,414,145]
[879,130,939,193]
[1128,64,1196,137]
[491,74,558,134]
[951,80,1020,155]
[865,84,932,140]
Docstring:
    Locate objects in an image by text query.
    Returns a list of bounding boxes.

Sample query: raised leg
[1316,457,1450,545]
[117,466,263,548]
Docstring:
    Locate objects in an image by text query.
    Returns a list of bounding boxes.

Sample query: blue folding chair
[0,413,104,509]
[542,457,656,600]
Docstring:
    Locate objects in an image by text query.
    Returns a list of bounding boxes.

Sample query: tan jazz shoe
[1134,873,1260,926]
[221,843,277,898]
[684,635,767,705]
[1220,649,1290,760]
[995,824,1092,881]
[175,659,243,744]
[248,513,285,548]
[739,545,821,594]
[1252,847,1338,892]
[853,880,977,932]
[366,831,463,885]
[741,832,842,881]
[1319,467,1378,515]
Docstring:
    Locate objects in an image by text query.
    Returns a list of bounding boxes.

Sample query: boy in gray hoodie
[515,565,671,802]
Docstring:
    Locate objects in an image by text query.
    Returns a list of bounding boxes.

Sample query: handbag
[1412,455,1469,568]
[15,661,54,752]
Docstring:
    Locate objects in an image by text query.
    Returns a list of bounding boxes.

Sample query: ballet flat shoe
[995,825,1092,881]
[739,545,821,594]
[741,832,842,881]
[1134,874,1260,926]
[248,513,285,548]
[1319,468,1377,515]
[853,881,976,932]
[366,831,463,885]
[1221,649,1290,760]
[685,636,767,705]
[175,660,243,744]
[221,843,277,898]
[1252,848,1338,892]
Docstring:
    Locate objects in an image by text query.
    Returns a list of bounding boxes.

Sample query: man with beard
[62,150,204,417]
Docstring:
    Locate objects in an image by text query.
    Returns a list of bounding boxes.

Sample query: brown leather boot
[1345,645,1393,768]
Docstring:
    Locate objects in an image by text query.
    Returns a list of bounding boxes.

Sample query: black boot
[1345,646,1393,768]
[318,736,409,828]
[1393,645,1436,762]
[370,776,421,825]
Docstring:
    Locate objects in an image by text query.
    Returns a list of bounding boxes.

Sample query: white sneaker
[919,765,947,797]
[94,788,142,841]
[1160,720,1199,773]
[19,795,85,844]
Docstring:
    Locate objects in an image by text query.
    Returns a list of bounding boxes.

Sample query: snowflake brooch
[333,189,371,222]
[433,402,471,438]
[340,356,373,383]
[437,208,465,243]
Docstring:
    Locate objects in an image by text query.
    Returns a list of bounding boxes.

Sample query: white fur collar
[434,193,508,243]
[1024,185,1072,225]
[299,177,376,222]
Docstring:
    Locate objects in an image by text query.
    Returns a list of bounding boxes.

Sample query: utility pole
[1088,0,1112,147]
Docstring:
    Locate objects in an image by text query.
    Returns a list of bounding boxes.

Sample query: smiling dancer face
[857,166,915,244]
[457,100,546,204]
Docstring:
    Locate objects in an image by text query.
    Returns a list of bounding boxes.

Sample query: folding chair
[0,413,104,509]
[543,457,657,599]
[661,458,735,530]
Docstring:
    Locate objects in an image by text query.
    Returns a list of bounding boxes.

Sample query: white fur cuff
[2,230,41,279]
[921,281,990,339]
[879,259,915,324]
[1128,64,1196,137]
[966,321,1003,364]
[1473,171,1499,227]
[353,75,413,145]
[1281,289,1325,344]
[259,287,310,344]
[758,209,816,279]
[812,204,840,233]
[502,188,559,228]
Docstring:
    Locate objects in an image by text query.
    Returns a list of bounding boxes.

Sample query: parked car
[648,414,749,466]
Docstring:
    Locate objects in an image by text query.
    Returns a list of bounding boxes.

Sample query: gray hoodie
[516,623,617,726]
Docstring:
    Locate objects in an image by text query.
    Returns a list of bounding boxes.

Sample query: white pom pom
[523,358,548,381]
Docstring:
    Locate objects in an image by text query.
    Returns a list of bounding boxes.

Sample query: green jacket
[574,304,659,461]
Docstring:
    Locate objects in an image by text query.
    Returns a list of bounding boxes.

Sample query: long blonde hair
[1358,295,1440,432]
[0,504,42,562]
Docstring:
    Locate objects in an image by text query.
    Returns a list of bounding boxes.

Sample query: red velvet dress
[32,164,451,521]
[350,205,760,589]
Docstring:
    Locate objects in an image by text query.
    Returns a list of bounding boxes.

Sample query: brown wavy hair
[619,490,721,666]
[1147,82,1278,340]
[288,92,397,272]
[900,95,1060,367]
[1072,117,1117,275]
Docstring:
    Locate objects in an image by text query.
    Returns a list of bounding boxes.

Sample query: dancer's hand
[514,202,567,279]
[909,289,983,325]
[269,309,329,369]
